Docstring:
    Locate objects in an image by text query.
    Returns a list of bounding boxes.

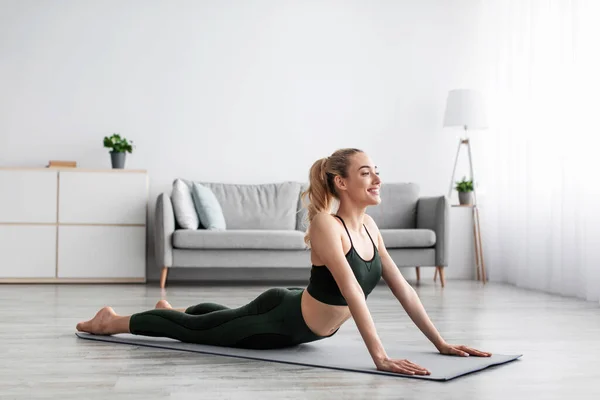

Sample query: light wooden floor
[1,279,599,399]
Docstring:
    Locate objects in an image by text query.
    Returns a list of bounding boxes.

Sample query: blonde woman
[77,148,491,376]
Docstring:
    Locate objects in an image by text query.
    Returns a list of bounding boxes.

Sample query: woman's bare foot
[155,300,186,313]
[76,306,123,335]
[155,300,173,310]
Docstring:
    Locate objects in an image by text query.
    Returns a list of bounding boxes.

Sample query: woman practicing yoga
[77,148,491,376]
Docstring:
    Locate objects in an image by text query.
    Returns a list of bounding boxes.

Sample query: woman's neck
[335,205,367,233]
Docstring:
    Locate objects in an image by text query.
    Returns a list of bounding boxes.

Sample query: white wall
[0,0,484,282]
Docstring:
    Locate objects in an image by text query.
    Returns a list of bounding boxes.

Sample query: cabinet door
[58,171,147,225]
[0,225,56,278]
[0,170,57,223]
[57,226,146,278]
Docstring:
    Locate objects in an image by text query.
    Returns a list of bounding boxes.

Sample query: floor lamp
[442,89,488,284]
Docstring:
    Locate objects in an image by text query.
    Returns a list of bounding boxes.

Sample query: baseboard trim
[0,278,146,283]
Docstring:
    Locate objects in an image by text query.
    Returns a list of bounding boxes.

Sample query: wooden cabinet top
[0,167,147,173]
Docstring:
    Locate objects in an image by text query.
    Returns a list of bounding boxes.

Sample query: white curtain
[473,0,600,301]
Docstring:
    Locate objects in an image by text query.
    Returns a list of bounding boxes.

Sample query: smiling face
[335,152,382,206]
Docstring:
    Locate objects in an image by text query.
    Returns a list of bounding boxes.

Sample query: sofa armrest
[416,196,450,266]
[154,192,175,268]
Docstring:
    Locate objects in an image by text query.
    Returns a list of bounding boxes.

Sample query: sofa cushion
[190,182,227,230]
[172,229,308,250]
[380,229,436,248]
[367,183,420,229]
[171,179,199,229]
[183,180,301,230]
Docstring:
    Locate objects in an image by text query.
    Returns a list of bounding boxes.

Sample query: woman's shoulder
[363,213,376,225]
[310,212,340,227]
[306,213,342,248]
[363,214,381,235]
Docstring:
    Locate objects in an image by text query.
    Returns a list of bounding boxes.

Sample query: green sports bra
[306,215,382,306]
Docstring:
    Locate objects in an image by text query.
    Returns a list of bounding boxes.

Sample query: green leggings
[129,287,338,349]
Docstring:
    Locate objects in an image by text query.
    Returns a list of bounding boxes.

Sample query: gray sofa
[154,181,449,288]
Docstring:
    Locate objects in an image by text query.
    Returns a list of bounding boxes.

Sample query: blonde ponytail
[301,148,363,247]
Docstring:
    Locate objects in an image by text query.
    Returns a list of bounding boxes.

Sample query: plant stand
[447,134,487,284]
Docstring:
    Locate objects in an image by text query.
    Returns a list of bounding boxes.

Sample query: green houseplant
[103,133,134,169]
[455,176,474,205]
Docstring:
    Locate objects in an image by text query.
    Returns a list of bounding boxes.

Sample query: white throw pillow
[171,179,199,229]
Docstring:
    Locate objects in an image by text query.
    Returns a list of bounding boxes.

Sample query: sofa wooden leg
[436,266,445,288]
[160,267,169,289]
[415,266,421,282]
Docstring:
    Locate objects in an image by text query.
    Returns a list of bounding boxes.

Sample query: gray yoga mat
[76,332,521,381]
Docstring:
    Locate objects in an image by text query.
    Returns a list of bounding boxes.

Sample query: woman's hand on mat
[375,358,431,375]
[437,343,492,357]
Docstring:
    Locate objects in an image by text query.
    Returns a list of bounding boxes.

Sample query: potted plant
[455,176,474,205]
[103,133,134,169]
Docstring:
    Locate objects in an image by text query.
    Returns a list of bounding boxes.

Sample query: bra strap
[363,224,377,249]
[334,215,354,248]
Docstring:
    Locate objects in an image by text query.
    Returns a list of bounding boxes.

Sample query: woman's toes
[76,321,87,331]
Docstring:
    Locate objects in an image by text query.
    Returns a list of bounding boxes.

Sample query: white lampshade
[443,89,488,129]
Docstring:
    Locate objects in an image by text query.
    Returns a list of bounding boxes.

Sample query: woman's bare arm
[310,214,431,374]
[309,213,389,364]
[364,215,447,350]
[368,216,446,350]
[369,215,492,358]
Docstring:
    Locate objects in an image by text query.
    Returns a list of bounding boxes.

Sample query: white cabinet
[0,225,57,278]
[0,168,148,282]
[58,171,147,225]
[0,170,57,223]
[58,225,146,278]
